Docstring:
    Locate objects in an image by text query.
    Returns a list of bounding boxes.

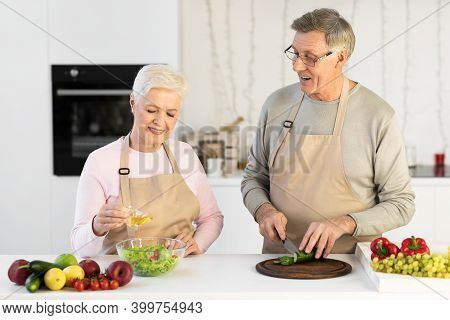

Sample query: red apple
[8,259,32,285]
[79,259,100,278]
[105,261,133,286]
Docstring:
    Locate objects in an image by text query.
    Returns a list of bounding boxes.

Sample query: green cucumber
[273,249,317,266]
[28,260,59,275]
[295,249,316,263]
[25,274,41,293]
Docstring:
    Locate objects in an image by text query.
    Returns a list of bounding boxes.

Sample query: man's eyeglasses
[284,45,335,67]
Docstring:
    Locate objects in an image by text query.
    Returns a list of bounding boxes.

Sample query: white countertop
[1,254,447,300]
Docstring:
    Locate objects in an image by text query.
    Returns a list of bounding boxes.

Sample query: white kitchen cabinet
[207,181,263,254]
[47,0,179,66]
[435,187,450,243]
[0,0,52,254]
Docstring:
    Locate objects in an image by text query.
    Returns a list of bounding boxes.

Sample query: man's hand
[299,215,357,258]
[255,203,288,242]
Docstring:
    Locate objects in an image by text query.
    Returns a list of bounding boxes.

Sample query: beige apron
[102,134,200,254]
[266,78,379,254]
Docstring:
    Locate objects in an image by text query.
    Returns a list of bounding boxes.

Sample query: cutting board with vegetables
[256,258,352,279]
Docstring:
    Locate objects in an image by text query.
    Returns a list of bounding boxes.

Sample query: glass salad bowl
[116,237,186,277]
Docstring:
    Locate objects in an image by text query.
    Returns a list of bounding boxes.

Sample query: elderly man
[241,8,415,258]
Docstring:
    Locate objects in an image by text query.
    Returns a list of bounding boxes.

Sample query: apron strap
[332,78,350,136]
[162,142,181,174]
[268,94,305,168]
[119,135,181,208]
[119,133,132,208]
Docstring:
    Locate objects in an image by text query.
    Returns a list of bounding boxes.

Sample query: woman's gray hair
[291,8,356,59]
[132,64,187,101]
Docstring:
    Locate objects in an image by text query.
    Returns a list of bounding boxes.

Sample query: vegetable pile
[7,254,133,293]
[369,236,450,279]
[120,244,180,276]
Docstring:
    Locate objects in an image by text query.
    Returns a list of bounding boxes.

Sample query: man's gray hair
[132,64,187,101]
[291,8,356,59]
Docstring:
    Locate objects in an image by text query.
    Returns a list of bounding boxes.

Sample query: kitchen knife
[282,237,299,255]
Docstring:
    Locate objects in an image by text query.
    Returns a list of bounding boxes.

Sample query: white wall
[0,0,179,254]
[180,0,450,165]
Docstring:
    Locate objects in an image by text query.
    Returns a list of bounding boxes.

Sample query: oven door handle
[56,89,132,96]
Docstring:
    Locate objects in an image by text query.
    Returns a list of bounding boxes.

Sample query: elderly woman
[71,65,223,257]
[242,8,415,257]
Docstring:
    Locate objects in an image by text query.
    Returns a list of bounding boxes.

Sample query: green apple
[55,253,78,269]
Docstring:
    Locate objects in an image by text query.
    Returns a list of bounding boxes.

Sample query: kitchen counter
[1,254,447,300]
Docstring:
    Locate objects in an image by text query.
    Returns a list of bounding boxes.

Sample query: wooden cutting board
[256,258,352,279]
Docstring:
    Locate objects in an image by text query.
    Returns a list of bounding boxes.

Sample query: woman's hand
[299,216,357,258]
[175,232,202,257]
[93,197,131,236]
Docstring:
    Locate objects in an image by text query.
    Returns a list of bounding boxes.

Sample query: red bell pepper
[400,236,430,256]
[370,237,400,260]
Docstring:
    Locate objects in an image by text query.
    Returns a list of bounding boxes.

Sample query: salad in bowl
[116,237,185,277]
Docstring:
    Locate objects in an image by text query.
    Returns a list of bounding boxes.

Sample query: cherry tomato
[74,280,85,292]
[68,278,77,288]
[109,280,119,290]
[100,280,109,290]
[151,251,159,261]
[82,278,90,290]
[90,279,99,291]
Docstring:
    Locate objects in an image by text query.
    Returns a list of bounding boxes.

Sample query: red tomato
[68,278,77,288]
[109,280,119,290]
[74,280,85,292]
[100,280,109,290]
[90,280,99,291]
[151,251,159,261]
[82,278,90,290]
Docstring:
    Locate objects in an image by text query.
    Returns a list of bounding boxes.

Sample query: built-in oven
[52,65,145,175]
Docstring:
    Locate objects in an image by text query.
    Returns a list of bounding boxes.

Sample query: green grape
[387,267,393,273]
[415,254,421,260]
[431,267,437,273]
[412,261,419,267]
[417,272,423,277]
[444,273,450,279]
[397,252,404,259]
[397,261,403,267]
[402,270,408,275]
[372,257,379,264]
[413,266,419,272]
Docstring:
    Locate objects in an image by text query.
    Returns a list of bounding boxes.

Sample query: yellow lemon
[44,268,66,291]
[63,265,85,287]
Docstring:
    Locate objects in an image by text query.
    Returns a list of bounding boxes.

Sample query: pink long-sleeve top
[71,138,224,257]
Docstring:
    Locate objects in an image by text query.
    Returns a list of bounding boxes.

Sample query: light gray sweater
[241,82,415,237]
